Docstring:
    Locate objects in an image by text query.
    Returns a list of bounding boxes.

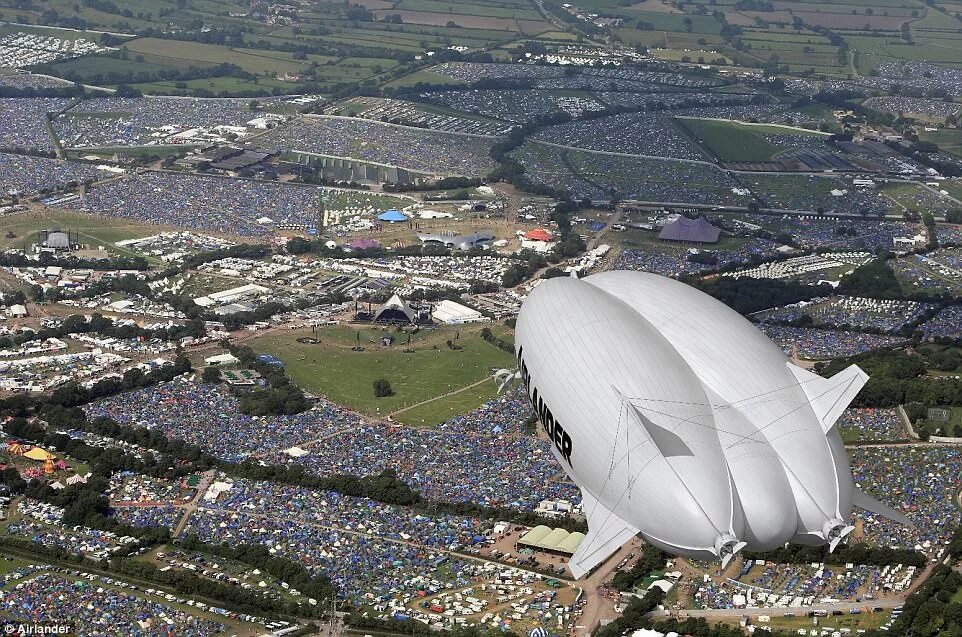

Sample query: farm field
[0,0,545,96]
[246,325,516,416]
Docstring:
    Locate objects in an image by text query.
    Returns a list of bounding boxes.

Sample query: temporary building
[348,238,380,250]
[657,216,720,244]
[524,228,554,242]
[378,209,408,223]
[23,447,54,461]
[432,300,487,324]
[517,525,584,556]
[373,294,417,324]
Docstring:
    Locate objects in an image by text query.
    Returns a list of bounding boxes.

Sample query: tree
[202,366,222,384]
[373,378,394,397]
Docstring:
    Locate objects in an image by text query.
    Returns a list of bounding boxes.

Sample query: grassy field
[676,118,784,162]
[3,0,535,96]
[941,179,962,201]
[0,209,175,254]
[919,129,962,160]
[393,379,502,426]
[247,324,516,415]
[755,609,893,634]
[953,583,962,604]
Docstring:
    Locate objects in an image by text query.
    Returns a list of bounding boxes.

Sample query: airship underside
[512,271,913,578]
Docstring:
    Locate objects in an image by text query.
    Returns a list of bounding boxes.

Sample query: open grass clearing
[0,209,178,255]
[246,324,516,415]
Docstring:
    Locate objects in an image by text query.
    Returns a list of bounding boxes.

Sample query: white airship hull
[514,271,913,578]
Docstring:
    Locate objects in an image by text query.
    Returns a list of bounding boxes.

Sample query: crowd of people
[271,391,579,509]
[182,504,480,605]
[85,380,359,462]
[0,152,101,197]
[755,296,933,333]
[53,96,268,147]
[107,473,194,503]
[837,408,908,442]
[63,171,325,236]
[263,117,496,177]
[6,517,132,561]
[849,445,962,556]
[0,97,72,152]
[614,236,780,278]
[863,96,961,121]
[111,505,185,529]
[421,89,606,124]
[920,304,962,340]
[740,174,894,217]
[0,573,227,636]
[532,111,707,161]
[759,325,906,359]
[515,143,750,205]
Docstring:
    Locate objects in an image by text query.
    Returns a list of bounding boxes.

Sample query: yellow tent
[23,447,54,461]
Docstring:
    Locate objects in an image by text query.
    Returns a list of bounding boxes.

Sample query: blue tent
[378,209,408,223]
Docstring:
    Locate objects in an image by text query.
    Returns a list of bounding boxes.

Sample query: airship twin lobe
[511,271,914,579]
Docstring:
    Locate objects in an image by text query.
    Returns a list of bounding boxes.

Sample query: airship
[508,271,912,578]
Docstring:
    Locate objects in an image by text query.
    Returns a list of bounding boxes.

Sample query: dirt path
[172,469,216,537]
[387,376,494,418]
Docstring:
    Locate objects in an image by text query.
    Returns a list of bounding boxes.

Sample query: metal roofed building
[516,525,585,556]
[657,216,721,244]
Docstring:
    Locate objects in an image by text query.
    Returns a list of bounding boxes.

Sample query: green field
[0,209,181,255]
[3,0,536,97]
[247,324,516,416]
[919,129,962,160]
[953,584,962,604]
[941,179,962,201]
[676,118,783,162]
[393,379,502,426]
[757,609,893,634]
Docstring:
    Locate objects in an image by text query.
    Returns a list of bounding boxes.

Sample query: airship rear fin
[786,363,868,434]
[852,487,916,528]
[626,402,695,457]
[569,490,639,579]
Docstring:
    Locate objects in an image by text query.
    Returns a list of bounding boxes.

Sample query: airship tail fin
[787,363,868,434]
[852,487,916,528]
[626,402,695,457]
[569,490,639,579]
